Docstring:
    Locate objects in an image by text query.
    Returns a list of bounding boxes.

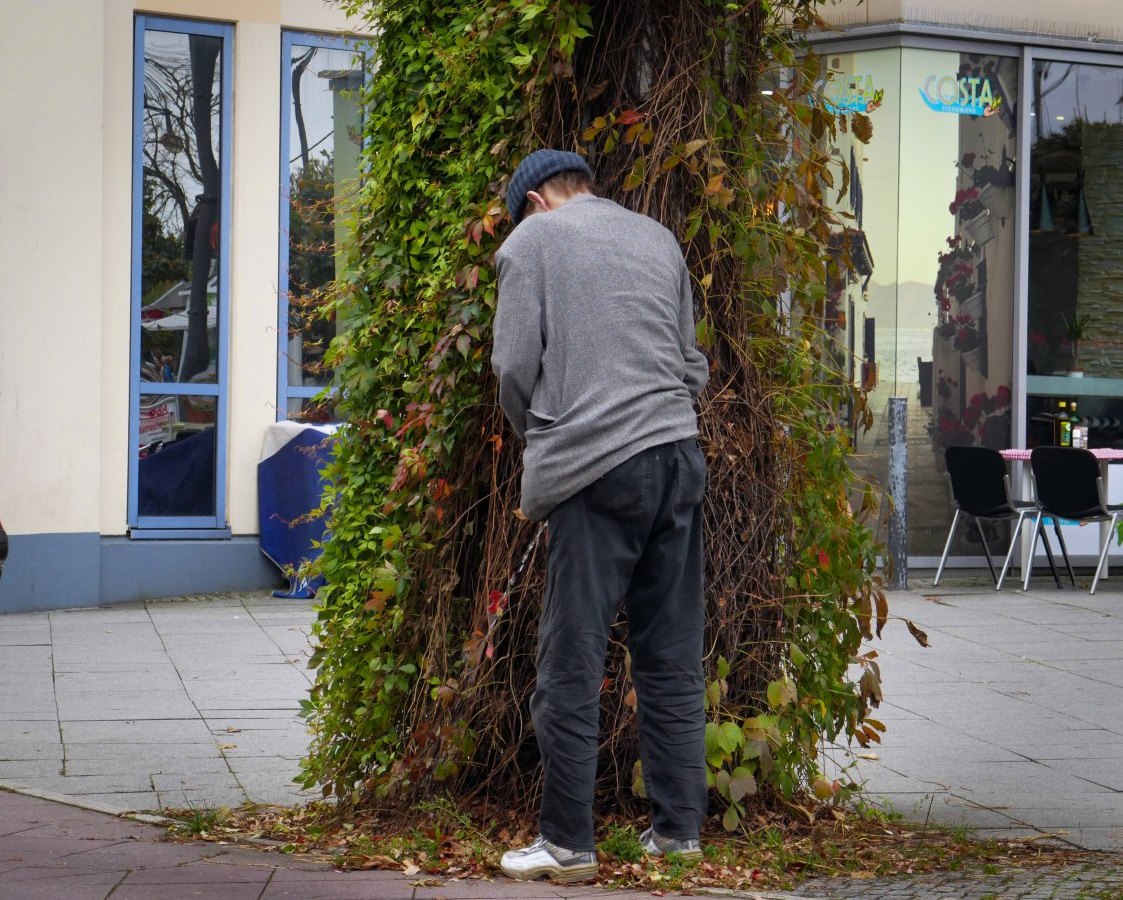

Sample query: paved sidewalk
[0,593,316,811]
[1,585,1122,898]
[832,578,1123,852]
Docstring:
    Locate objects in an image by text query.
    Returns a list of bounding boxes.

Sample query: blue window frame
[129,16,233,535]
[277,31,365,421]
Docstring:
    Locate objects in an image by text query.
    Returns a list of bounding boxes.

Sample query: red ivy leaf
[616,109,643,125]
[487,590,506,615]
[817,548,830,569]
[376,409,394,428]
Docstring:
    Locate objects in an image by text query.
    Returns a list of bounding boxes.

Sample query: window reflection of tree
[141,34,221,384]
[287,47,344,388]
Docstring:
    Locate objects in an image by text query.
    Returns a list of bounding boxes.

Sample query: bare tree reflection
[141,33,222,383]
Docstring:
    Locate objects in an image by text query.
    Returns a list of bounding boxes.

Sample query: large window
[129,16,232,534]
[1026,59,1123,446]
[827,47,1019,558]
[278,32,364,422]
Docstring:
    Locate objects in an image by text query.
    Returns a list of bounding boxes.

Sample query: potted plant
[1061,311,1095,376]
[964,209,996,245]
[949,187,985,221]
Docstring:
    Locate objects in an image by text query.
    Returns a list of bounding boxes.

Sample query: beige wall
[821,0,1123,41]
[1,0,355,539]
[0,1,106,537]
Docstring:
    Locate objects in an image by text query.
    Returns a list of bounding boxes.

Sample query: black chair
[1026,447,1123,594]
[935,446,1062,589]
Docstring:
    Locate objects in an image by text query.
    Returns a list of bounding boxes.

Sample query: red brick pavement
[0,789,659,900]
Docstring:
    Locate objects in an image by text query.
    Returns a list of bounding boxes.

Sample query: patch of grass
[168,803,231,837]
[662,850,701,881]
[598,824,644,863]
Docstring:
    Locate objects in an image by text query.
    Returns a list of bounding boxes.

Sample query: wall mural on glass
[927,54,1017,459]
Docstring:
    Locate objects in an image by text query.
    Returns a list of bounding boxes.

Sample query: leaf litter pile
[164,796,1105,894]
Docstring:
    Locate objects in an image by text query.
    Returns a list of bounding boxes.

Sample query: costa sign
[919,74,1003,117]
[818,74,884,114]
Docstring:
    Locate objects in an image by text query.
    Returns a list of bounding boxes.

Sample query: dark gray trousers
[532,438,707,852]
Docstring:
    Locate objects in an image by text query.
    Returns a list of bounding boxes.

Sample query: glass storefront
[1027,60,1123,447]
[826,45,1019,560]
[822,35,1123,565]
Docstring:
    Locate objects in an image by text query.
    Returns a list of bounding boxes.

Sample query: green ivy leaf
[729,767,757,802]
[766,679,797,709]
[717,721,743,753]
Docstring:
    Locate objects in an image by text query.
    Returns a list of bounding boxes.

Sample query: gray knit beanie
[506,149,593,225]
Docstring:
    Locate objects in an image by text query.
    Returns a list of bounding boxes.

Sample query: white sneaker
[639,827,703,860]
[499,835,598,882]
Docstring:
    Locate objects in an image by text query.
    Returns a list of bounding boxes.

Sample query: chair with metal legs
[1027,446,1123,594]
[935,445,1062,589]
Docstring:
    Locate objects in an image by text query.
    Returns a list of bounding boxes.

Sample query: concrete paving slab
[50,654,179,672]
[60,720,216,745]
[62,757,231,777]
[0,704,56,720]
[0,645,53,665]
[2,722,64,739]
[57,792,162,811]
[0,746,65,763]
[3,774,156,796]
[61,742,221,761]
[0,761,64,778]
[155,788,249,808]
[55,693,199,722]
[150,771,243,794]
[0,625,51,646]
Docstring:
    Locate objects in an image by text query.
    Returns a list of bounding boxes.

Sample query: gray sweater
[492,194,709,521]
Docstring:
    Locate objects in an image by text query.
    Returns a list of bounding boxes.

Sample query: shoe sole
[647,848,703,861]
[500,863,599,883]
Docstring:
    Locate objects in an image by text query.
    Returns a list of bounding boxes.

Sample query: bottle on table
[1071,400,1084,448]
[1056,399,1071,446]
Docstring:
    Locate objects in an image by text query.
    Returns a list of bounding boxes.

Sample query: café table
[999,447,1123,581]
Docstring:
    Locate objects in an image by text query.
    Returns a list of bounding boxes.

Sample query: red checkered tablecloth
[1000,447,1123,461]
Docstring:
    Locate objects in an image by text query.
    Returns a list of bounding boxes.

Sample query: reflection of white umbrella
[147,280,189,312]
[144,275,218,312]
[142,308,217,331]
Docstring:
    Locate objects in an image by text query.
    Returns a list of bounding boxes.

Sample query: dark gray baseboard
[0,533,100,612]
[99,536,281,605]
[0,533,283,613]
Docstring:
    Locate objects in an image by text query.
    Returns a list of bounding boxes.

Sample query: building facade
[7,1,1123,612]
[0,1,362,611]
[816,0,1123,570]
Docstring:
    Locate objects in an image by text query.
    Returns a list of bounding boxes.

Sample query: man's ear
[525,189,548,215]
